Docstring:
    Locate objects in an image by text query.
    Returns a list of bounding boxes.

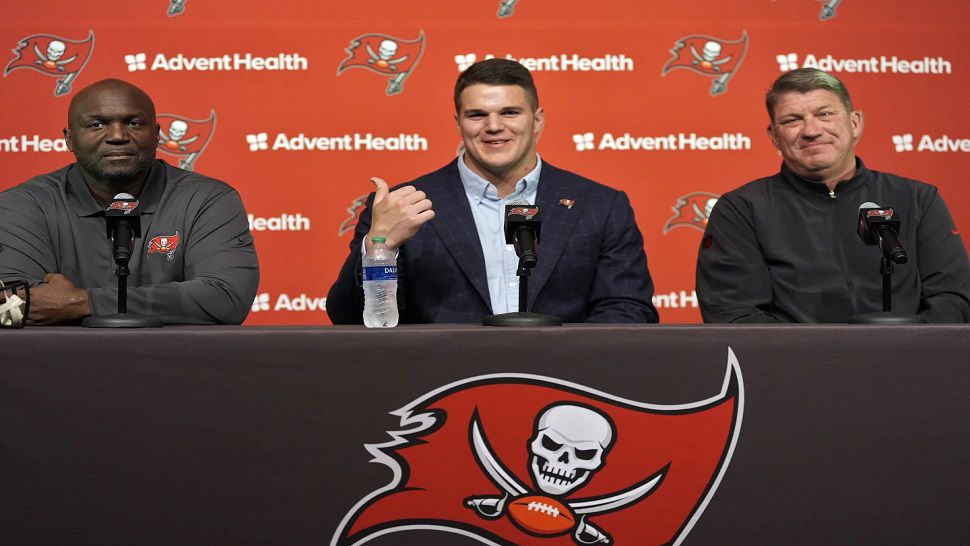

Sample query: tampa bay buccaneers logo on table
[157,111,216,172]
[336,31,426,96]
[332,350,744,545]
[3,31,95,96]
[661,32,748,96]
[664,192,720,234]
[147,231,180,261]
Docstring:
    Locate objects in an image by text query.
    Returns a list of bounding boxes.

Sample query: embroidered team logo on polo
[661,32,748,96]
[147,231,180,261]
[664,192,720,234]
[157,111,216,172]
[3,31,95,96]
[336,31,426,95]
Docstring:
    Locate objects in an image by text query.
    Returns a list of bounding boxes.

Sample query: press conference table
[2,324,968,545]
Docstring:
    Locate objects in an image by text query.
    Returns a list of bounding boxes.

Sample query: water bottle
[362,236,399,327]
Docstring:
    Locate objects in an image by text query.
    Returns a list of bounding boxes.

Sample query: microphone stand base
[83,314,164,328]
[483,311,562,327]
[849,312,926,325]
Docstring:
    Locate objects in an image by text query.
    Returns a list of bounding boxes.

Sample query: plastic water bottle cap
[371,236,386,244]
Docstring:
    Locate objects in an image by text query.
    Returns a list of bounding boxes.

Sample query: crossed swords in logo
[464,416,668,545]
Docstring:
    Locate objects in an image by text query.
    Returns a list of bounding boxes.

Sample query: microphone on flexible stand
[483,200,561,327]
[850,202,924,324]
[82,193,163,328]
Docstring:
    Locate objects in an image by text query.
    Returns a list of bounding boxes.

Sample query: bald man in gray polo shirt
[0,79,258,325]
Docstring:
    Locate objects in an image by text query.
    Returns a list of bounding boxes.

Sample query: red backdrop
[2,1,968,324]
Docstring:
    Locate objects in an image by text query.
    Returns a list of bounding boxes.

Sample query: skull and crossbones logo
[365,39,409,71]
[465,403,667,544]
[33,40,77,72]
[689,41,732,72]
[159,120,199,152]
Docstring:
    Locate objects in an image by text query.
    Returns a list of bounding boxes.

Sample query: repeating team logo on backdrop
[332,353,744,546]
[661,32,749,96]
[157,111,216,171]
[497,0,519,18]
[167,0,188,16]
[3,31,95,96]
[664,192,720,234]
[337,32,426,95]
[339,195,369,236]
[817,0,842,20]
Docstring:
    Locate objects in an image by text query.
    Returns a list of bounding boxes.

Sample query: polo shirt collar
[66,159,166,217]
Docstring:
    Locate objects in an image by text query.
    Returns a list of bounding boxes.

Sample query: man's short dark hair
[766,68,854,121]
[454,58,539,113]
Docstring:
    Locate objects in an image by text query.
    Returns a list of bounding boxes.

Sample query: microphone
[504,200,541,269]
[857,202,907,264]
[105,192,142,266]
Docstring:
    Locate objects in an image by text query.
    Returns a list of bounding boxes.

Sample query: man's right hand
[366,177,435,250]
[26,273,92,325]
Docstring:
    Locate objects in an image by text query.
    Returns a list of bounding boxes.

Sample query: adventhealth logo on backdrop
[251,293,327,313]
[652,290,698,309]
[893,133,970,153]
[572,132,751,151]
[248,213,311,232]
[0,134,68,152]
[454,52,634,72]
[246,132,428,152]
[124,51,308,71]
[775,52,952,74]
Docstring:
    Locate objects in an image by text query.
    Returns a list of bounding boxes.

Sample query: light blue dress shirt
[457,154,542,314]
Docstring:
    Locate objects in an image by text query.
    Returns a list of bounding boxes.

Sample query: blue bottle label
[364,265,398,281]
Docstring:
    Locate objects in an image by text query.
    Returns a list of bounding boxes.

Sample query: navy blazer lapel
[529,163,588,309]
[426,162,492,310]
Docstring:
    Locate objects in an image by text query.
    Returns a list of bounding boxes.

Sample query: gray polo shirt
[0,159,259,324]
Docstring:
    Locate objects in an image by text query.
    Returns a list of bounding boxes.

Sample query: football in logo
[157,111,216,171]
[332,350,745,545]
[336,31,427,95]
[661,32,748,95]
[3,31,95,96]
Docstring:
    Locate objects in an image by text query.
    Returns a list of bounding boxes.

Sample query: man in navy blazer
[327,59,658,324]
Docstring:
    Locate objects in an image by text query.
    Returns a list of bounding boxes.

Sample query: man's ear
[64,127,74,152]
[766,123,781,151]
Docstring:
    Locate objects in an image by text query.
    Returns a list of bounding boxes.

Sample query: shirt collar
[779,156,870,197]
[66,159,166,217]
[457,153,542,203]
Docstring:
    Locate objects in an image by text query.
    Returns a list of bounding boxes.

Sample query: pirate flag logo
[332,350,744,545]
[3,31,95,96]
[167,0,188,16]
[497,0,519,18]
[338,194,369,237]
[147,231,180,261]
[661,32,748,96]
[818,0,842,20]
[157,111,216,172]
[664,192,720,234]
[336,32,426,96]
